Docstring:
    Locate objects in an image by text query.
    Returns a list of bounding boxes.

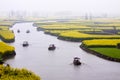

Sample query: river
[6,23,120,80]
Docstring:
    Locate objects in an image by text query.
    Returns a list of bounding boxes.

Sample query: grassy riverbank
[89,48,120,59]
[81,39,120,61]
[0,41,15,61]
[0,65,40,80]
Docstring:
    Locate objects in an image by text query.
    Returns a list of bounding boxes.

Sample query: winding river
[6,23,120,80]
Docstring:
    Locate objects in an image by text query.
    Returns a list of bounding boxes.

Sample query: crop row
[40,24,91,29]
[82,39,120,47]
[0,21,14,26]
[59,31,120,40]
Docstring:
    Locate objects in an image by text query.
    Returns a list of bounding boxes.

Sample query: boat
[73,57,81,65]
[17,29,20,33]
[23,41,29,47]
[48,44,56,50]
[26,30,30,33]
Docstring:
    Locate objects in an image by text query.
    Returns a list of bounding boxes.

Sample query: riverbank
[0,41,16,63]
[0,35,15,43]
[2,51,16,60]
[80,44,120,62]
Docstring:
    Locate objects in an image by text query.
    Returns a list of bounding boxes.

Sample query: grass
[0,65,40,80]
[89,48,120,59]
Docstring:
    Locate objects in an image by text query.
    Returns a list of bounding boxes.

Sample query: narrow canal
[6,23,120,80]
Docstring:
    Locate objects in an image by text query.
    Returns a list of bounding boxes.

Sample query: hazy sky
[0,0,120,15]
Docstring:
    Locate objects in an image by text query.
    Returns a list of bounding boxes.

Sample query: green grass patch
[89,48,120,59]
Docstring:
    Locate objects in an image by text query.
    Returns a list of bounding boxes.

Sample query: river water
[6,23,120,80]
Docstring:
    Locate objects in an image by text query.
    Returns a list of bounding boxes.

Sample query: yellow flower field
[35,19,120,41]
[59,31,120,39]
[0,26,9,30]
[41,24,90,29]
[0,41,15,54]
[83,39,120,47]
[45,29,102,34]
[0,21,14,26]
[0,30,15,40]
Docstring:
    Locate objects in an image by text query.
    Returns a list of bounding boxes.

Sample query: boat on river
[23,41,29,47]
[26,30,30,33]
[17,29,20,33]
[73,57,81,65]
[48,44,56,50]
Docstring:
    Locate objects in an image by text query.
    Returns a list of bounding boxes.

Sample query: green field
[89,48,120,59]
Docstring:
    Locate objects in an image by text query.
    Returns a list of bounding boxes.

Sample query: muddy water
[6,23,120,80]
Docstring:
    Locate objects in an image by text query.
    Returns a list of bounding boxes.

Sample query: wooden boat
[17,30,20,33]
[48,44,56,50]
[73,57,81,65]
[23,41,29,47]
[26,30,30,33]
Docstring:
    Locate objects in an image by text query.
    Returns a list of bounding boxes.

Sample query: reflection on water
[7,23,120,80]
